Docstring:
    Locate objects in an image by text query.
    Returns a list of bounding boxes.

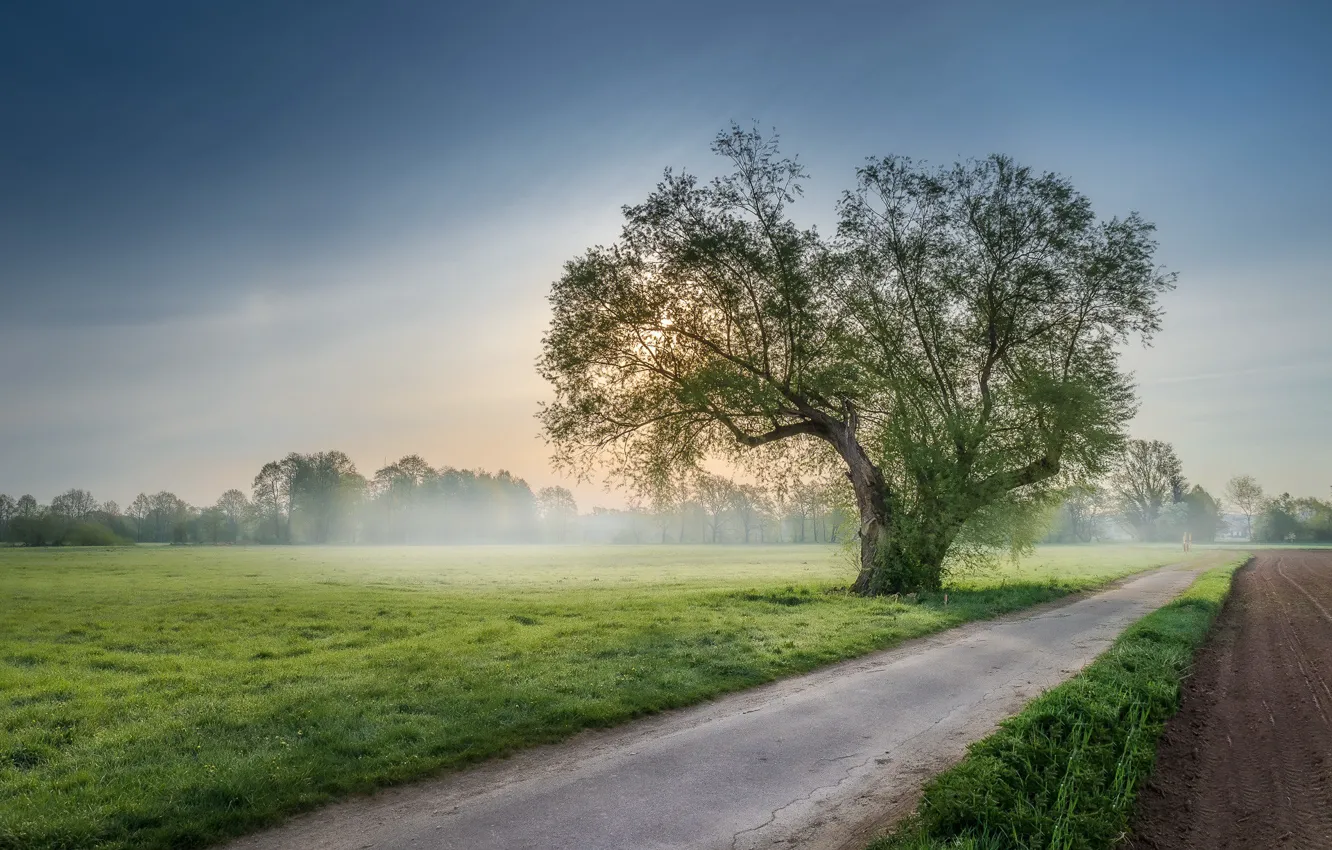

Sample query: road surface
[228,555,1225,850]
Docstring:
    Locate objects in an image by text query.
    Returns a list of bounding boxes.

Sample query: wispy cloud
[1149,361,1324,385]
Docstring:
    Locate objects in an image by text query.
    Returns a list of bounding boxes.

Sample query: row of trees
[0,456,852,547]
[1044,440,1222,543]
[0,490,133,546]
[1221,475,1332,544]
[597,472,852,545]
[4,450,1324,548]
[246,452,544,544]
[1040,440,1319,544]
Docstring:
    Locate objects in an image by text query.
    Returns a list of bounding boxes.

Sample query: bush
[64,522,133,546]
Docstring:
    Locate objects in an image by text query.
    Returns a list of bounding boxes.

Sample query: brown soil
[1125,550,1332,850]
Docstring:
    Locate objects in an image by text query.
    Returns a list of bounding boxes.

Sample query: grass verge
[870,554,1248,850]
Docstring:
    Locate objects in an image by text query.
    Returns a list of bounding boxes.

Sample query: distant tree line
[0,454,851,546]
[1230,474,1332,543]
[1038,439,1327,545]
[5,444,1320,549]
[0,490,133,546]
[575,471,852,545]
[1038,440,1219,543]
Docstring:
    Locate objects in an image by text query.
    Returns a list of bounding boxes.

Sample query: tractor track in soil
[1126,550,1332,850]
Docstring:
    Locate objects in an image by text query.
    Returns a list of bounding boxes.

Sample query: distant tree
[647,485,683,543]
[198,506,225,544]
[50,488,98,521]
[693,473,735,543]
[1224,474,1265,541]
[371,455,440,542]
[8,495,45,546]
[1256,493,1300,542]
[1296,496,1332,541]
[0,494,14,541]
[772,487,803,543]
[252,462,287,542]
[539,127,1170,592]
[1253,494,1332,543]
[730,484,770,543]
[1181,485,1224,543]
[286,451,362,543]
[148,492,190,542]
[797,483,828,543]
[536,485,578,543]
[129,493,152,542]
[394,454,434,487]
[216,489,249,542]
[1060,483,1112,542]
[1112,440,1184,541]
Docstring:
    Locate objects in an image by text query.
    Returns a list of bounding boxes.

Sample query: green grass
[869,554,1248,850]
[0,544,1206,850]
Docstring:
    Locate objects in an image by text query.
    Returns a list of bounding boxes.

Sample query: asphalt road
[227,555,1223,850]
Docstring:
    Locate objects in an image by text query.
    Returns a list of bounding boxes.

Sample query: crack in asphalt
[728,702,973,850]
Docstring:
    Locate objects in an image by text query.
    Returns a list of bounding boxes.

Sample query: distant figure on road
[1183,532,1192,552]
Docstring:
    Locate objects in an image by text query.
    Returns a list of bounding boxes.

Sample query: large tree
[539,127,1171,593]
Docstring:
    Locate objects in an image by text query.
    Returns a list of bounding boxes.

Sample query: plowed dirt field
[1127,550,1332,850]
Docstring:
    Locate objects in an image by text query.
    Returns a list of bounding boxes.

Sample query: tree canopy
[1111,439,1186,541]
[540,126,1173,592]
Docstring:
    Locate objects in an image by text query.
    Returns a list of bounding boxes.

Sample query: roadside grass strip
[870,555,1248,850]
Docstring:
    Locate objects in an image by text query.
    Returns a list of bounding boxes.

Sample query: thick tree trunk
[842,455,961,594]
[832,429,890,595]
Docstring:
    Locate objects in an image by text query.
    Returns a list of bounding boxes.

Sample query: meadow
[0,544,1206,850]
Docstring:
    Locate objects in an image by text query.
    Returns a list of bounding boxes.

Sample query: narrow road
[228,555,1224,850]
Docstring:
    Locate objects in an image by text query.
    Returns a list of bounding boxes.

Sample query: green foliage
[0,545,1202,850]
[1111,440,1186,541]
[1255,493,1332,542]
[62,522,132,547]
[871,557,1246,850]
[1042,484,1113,544]
[538,126,1173,594]
[1223,474,1265,539]
[1178,485,1224,543]
[2,515,132,547]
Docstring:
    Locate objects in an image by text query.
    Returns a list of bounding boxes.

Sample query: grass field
[0,544,1207,850]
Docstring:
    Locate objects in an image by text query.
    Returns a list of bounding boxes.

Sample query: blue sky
[2,0,1329,508]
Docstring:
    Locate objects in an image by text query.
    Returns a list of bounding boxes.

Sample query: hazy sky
[2,0,1330,509]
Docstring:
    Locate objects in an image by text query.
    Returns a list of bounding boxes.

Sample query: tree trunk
[836,433,890,595]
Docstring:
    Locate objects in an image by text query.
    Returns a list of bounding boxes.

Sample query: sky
[2,0,1330,510]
